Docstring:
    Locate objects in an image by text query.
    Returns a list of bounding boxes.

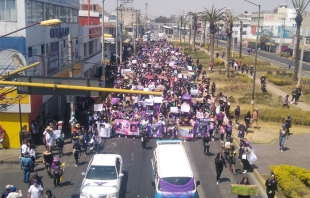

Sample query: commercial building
[0,0,81,148]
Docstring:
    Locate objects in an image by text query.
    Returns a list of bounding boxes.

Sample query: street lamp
[0,19,61,38]
[245,0,260,114]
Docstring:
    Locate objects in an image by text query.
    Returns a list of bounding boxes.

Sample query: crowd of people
[4,38,287,198]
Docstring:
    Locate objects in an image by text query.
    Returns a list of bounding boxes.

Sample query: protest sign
[169,62,175,66]
[147,123,163,138]
[114,119,140,136]
[170,107,179,113]
[194,120,209,136]
[154,97,163,103]
[181,103,190,112]
[190,89,199,96]
[187,66,193,71]
[94,104,103,112]
[132,60,137,64]
[178,127,194,139]
[231,184,259,196]
[53,130,61,139]
[178,73,183,78]
[99,123,111,138]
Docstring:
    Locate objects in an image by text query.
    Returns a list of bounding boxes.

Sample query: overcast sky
[88,0,310,18]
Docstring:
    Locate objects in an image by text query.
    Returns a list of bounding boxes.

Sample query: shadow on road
[119,171,128,198]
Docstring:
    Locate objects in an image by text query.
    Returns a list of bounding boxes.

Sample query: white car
[80,154,123,198]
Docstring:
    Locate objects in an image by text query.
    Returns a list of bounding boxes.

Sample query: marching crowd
[2,38,290,198]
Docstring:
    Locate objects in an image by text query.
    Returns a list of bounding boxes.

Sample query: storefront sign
[89,27,102,39]
[50,26,69,39]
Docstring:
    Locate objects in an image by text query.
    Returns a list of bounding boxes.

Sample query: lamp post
[245,0,260,114]
[102,0,106,87]
[297,12,307,86]
[119,21,124,63]
[0,19,61,38]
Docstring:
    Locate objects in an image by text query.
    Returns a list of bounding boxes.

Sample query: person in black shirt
[238,177,251,198]
[215,152,227,185]
[202,133,211,155]
[265,173,278,198]
[234,106,241,124]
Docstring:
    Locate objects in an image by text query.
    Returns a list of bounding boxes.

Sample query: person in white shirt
[28,180,43,198]
[29,145,36,172]
[21,140,29,157]
[7,186,22,198]
[44,127,54,152]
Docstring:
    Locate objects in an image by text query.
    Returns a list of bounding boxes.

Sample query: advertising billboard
[0,37,27,76]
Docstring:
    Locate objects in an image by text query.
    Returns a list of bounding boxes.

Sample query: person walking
[92,131,100,154]
[20,152,33,183]
[211,82,216,97]
[240,141,251,174]
[215,152,227,185]
[228,145,237,175]
[29,145,36,172]
[279,126,289,152]
[234,105,241,124]
[219,123,226,143]
[1,185,12,198]
[73,140,81,167]
[57,132,64,158]
[290,88,298,105]
[237,122,246,140]
[202,132,211,156]
[27,180,43,198]
[283,94,289,108]
[238,177,251,198]
[29,173,43,189]
[42,151,53,177]
[141,128,149,150]
[283,114,292,137]
[225,120,233,141]
[265,173,278,198]
[51,157,62,188]
[244,111,251,130]
[252,108,259,129]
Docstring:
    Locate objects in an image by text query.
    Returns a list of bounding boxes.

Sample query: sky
[89,0,310,18]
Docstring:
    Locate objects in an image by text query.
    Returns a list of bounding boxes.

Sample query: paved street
[0,134,266,198]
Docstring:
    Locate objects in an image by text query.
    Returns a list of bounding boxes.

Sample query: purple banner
[147,123,163,138]
[194,119,210,136]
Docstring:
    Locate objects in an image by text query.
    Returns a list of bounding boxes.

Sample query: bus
[151,140,200,198]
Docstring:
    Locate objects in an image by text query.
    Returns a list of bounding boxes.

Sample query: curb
[0,159,44,164]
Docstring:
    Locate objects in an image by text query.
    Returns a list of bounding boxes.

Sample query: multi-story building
[0,0,81,148]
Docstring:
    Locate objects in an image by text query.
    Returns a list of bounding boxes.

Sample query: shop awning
[104,37,115,44]
[265,42,277,47]
[104,34,113,38]
[244,38,256,43]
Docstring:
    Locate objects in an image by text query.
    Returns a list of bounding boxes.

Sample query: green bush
[267,76,293,86]
[214,58,225,66]
[270,165,310,198]
[259,108,310,125]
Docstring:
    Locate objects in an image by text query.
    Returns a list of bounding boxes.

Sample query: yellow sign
[0,88,29,104]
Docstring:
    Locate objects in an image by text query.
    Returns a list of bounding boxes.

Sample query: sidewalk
[0,138,73,164]
[197,46,310,111]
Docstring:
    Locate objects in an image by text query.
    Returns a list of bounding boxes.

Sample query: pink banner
[114,119,140,136]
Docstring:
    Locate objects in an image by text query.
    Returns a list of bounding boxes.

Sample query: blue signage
[50,26,69,39]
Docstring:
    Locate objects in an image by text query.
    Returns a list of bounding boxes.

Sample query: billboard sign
[0,37,27,76]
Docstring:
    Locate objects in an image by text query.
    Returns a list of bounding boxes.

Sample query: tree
[202,5,226,64]
[178,15,187,43]
[187,12,201,51]
[259,34,269,49]
[292,0,310,80]
[239,20,243,59]
[199,14,208,47]
[222,10,240,77]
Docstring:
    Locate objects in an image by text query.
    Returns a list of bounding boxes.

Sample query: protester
[6,186,22,198]
[279,126,289,152]
[29,145,36,172]
[44,190,56,198]
[29,173,43,188]
[202,132,211,155]
[43,150,53,177]
[73,139,81,167]
[215,152,227,185]
[283,114,292,137]
[51,157,62,188]
[238,177,251,198]
[141,128,149,150]
[228,145,237,175]
[283,94,289,108]
[240,140,251,174]
[265,173,278,198]
[27,180,43,198]
[252,108,259,129]
[20,152,33,183]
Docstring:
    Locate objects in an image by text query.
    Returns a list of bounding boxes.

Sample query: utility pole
[239,20,243,58]
[115,0,119,66]
[101,0,105,87]
[145,3,148,21]
[68,33,75,134]
[119,8,123,63]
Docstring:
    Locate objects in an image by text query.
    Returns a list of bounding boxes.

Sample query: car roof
[90,154,120,166]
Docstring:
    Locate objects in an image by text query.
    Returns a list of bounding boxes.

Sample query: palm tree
[202,5,226,64]
[222,10,240,77]
[199,14,208,47]
[292,0,310,80]
[178,15,187,43]
[187,12,201,51]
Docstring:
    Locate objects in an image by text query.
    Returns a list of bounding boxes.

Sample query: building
[0,0,80,148]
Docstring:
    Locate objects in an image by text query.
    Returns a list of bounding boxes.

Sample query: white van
[151,140,200,198]
[80,154,123,198]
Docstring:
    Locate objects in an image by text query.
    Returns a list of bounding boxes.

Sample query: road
[196,37,310,77]
[0,134,266,198]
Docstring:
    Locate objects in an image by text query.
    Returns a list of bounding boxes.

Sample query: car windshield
[86,165,117,180]
[162,177,192,185]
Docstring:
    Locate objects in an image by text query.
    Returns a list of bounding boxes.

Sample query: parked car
[80,154,123,198]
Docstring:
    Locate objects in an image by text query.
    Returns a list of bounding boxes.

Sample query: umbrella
[182,94,192,100]
[142,48,148,51]
[146,75,154,80]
